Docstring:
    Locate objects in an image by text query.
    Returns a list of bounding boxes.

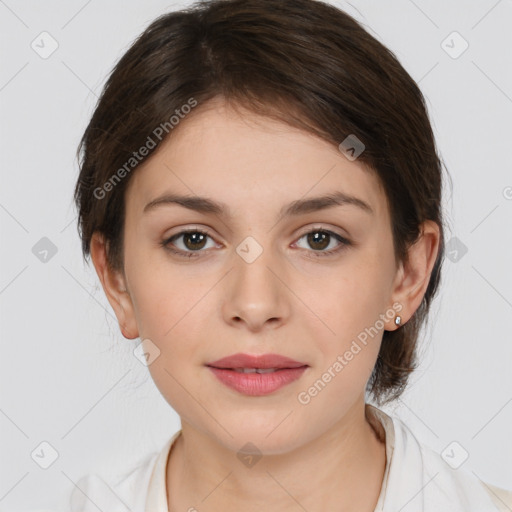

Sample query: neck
[166,401,387,512]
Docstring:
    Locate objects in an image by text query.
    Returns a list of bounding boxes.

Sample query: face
[95,99,416,454]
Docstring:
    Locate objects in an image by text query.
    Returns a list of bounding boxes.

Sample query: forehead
[125,100,388,222]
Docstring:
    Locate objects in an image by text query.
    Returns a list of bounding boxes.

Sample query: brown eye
[181,232,208,250]
[162,229,216,258]
[294,228,351,258]
[306,231,330,251]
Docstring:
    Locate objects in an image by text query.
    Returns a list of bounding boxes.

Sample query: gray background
[1,0,511,510]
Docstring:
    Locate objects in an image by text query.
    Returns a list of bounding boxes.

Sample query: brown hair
[73,0,446,406]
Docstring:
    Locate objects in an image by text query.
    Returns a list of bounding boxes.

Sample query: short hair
[73,0,446,406]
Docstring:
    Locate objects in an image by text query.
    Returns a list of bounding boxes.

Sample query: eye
[294,227,351,258]
[161,226,351,260]
[161,229,217,258]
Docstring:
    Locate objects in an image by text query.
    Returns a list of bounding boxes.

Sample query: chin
[214,417,308,456]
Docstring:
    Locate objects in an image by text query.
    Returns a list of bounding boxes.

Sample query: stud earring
[394,315,402,327]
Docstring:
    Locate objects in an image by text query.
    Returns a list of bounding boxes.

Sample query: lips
[206,353,309,396]
[206,352,308,371]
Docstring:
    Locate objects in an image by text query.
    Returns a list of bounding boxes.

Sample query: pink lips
[206,353,309,396]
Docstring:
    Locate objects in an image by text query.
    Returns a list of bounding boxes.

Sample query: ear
[89,231,139,340]
[388,220,441,330]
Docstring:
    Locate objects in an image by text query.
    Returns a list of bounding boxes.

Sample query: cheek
[129,261,215,368]
[297,275,388,412]
[299,252,393,385]
[136,280,208,416]
[125,244,188,337]
[310,256,392,335]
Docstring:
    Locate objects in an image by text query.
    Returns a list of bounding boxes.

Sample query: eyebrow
[143,190,373,218]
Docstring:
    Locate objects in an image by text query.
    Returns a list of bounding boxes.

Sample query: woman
[70,0,512,510]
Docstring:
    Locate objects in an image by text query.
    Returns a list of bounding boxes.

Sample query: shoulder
[68,450,159,512]
[368,405,512,512]
[402,420,512,510]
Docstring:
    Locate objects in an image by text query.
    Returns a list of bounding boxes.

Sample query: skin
[90,98,440,512]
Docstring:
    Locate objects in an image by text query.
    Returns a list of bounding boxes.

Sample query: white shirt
[69,404,512,511]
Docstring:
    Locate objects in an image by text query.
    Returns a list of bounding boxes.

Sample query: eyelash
[160,227,351,260]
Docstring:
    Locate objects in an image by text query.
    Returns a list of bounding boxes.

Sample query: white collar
[145,404,509,511]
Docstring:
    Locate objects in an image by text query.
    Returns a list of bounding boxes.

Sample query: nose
[222,241,291,333]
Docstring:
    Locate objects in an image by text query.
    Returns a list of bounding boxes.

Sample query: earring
[394,315,402,327]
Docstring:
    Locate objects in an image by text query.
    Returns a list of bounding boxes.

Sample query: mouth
[205,353,309,396]
[206,366,309,396]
